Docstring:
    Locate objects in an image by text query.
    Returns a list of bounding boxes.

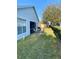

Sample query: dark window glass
[23,26,26,33]
[17,26,22,35]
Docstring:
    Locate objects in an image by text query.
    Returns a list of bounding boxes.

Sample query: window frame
[17,18,26,35]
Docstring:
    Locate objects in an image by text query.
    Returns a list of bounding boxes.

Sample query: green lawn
[44,27,56,38]
[53,26,61,30]
[17,33,61,59]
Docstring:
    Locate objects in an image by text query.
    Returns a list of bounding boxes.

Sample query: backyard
[17,27,61,59]
[17,1,61,59]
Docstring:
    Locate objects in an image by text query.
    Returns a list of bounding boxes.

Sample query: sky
[17,0,61,20]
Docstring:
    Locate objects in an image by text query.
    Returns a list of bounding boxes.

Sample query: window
[17,18,26,35]
[17,26,22,35]
[23,26,26,33]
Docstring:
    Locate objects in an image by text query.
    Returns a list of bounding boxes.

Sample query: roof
[17,5,34,9]
[17,18,26,21]
[17,6,39,22]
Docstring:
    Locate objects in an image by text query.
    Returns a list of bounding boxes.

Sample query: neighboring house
[17,6,39,40]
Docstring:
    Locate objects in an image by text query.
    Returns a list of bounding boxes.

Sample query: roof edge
[17,5,34,9]
[17,6,39,22]
[32,6,39,22]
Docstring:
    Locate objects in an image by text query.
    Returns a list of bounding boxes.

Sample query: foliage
[43,5,61,25]
[49,26,61,40]
[54,26,61,30]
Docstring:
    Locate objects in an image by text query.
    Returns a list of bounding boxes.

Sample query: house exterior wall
[17,20,30,39]
[17,7,38,23]
[17,7,39,40]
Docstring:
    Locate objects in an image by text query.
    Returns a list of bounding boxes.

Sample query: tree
[43,5,61,26]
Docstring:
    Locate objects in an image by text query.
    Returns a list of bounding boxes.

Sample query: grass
[44,27,56,38]
[53,26,61,30]
[17,33,61,59]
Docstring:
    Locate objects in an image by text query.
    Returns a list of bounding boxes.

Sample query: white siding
[17,7,39,40]
[17,8,38,23]
[17,20,30,40]
[26,20,30,36]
